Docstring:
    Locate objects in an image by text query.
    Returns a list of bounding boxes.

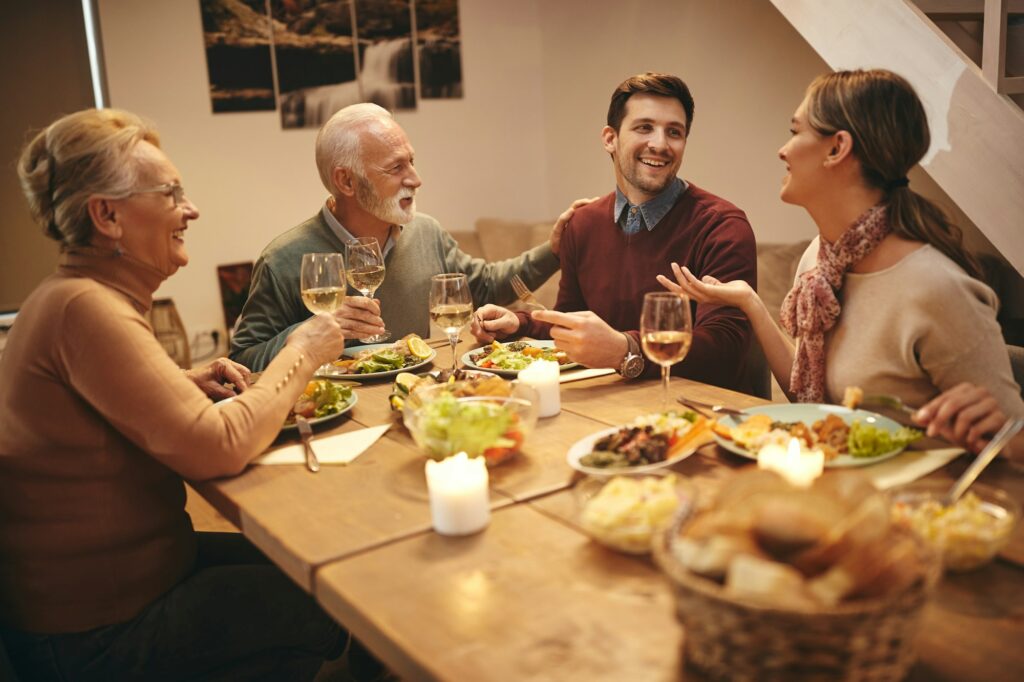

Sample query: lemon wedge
[407,335,432,359]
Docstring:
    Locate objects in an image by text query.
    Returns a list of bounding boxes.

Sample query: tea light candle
[518,359,560,417]
[425,452,491,536]
[757,437,824,488]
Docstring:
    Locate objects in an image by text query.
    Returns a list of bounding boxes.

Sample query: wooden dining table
[192,338,1024,681]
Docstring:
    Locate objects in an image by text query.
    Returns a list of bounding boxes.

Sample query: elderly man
[231,103,578,371]
[472,73,757,390]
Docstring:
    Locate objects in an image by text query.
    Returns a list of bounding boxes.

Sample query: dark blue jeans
[1,533,347,681]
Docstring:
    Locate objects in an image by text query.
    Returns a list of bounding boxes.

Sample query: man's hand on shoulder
[530,309,627,369]
[471,304,520,343]
[549,196,600,256]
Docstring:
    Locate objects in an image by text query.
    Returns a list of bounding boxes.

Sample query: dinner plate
[217,382,358,430]
[711,403,907,468]
[566,422,703,476]
[461,339,580,378]
[315,342,436,381]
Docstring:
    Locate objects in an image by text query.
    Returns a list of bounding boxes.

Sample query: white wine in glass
[345,236,389,343]
[640,292,693,413]
[429,273,472,372]
[300,253,346,315]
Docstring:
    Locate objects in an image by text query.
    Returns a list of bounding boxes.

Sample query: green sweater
[230,211,560,370]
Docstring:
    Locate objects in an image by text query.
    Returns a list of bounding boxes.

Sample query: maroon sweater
[519,184,757,389]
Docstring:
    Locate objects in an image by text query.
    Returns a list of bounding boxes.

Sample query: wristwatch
[618,333,645,379]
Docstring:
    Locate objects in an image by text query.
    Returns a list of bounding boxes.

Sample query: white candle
[757,437,824,488]
[518,359,560,417]
[425,452,491,536]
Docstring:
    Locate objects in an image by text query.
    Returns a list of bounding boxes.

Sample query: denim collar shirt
[614,178,687,235]
[321,203,399,257]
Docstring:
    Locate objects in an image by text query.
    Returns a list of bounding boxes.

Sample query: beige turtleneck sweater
[0,249,318,633]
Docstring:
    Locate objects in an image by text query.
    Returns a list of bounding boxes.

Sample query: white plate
[315,342,435,381]
[711,403,908,468]
[217,382,358,430]
[462,339,580,378]
[566,422,703,476]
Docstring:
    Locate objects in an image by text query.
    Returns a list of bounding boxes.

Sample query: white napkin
[865,447,966,490]
[559,367,616,384]
[254,424,391,466]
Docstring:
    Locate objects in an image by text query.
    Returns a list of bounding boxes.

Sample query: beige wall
[94,0,832,342]
[0,1,95,310]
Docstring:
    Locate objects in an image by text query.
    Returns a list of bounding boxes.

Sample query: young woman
[659,69,1023,455]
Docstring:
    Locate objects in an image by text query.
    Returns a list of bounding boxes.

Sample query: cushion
[757,240,811,325]
[475,218,559,309]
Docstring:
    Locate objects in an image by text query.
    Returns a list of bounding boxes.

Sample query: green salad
[469,341,569,371]
[353,349,406,374]
[416,393,520,461]
[848,420,922,458]
[286,380,352,424]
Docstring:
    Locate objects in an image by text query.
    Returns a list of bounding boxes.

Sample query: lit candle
[518,359,560,417]
[425,452,491,536]
[757,437,824,488]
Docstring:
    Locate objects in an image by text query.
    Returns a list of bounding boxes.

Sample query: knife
[295,415,320,473]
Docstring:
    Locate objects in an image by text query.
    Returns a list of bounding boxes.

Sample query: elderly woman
[660,69,1023,457]
[0,109,353,680]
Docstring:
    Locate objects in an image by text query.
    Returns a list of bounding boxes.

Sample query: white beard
[355,175,416,225]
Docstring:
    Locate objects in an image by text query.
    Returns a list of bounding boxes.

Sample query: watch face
[622,353,644,379]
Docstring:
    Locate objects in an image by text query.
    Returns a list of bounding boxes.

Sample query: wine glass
[640,291,693,413]
[345,237,389,343]
[429,273,473,372]
[300,253,346,315]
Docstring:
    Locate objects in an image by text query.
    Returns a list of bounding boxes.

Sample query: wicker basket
[653,504,941,682]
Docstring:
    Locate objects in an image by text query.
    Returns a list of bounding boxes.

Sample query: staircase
[769,0,1024,275]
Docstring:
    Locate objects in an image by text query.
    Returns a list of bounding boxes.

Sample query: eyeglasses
[100,182,187,207]
[129,182,187,207]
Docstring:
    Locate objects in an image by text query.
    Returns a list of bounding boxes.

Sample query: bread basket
[653,500,941,682]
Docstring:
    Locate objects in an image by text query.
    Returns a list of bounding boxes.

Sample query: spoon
[943,417,1024,506]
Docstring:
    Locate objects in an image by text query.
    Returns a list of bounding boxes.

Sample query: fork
[295,416,320,473]
[676,397,745,419]
[510,274,547,310]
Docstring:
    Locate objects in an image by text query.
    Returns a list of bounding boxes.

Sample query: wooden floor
[186,484,238,532]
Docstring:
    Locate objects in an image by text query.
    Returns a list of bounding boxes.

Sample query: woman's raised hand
[656,262,757,311]
[286,313,346,367]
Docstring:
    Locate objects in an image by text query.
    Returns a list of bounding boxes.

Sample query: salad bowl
[402,380,539,466]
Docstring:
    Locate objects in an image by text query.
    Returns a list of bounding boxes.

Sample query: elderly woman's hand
[187,357,251,400]
[913,382,1022,456]
[656,262,757,313]
[285,312,346,367]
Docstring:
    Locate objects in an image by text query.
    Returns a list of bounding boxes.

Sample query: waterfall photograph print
[273,0,361,129]
[415,0,462,99]
[200,0,277,112]
[355,0,416,111]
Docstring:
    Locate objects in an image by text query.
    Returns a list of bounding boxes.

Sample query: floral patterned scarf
[780,203,891,402]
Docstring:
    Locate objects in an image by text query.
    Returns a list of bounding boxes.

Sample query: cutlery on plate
[943,417,1024,506]
[295,416,320,473]
[676,397,745,419]
[858,394,917,418]
[510,274,547,310]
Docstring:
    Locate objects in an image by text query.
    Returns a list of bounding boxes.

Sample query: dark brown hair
[606,72,695,136]
[804,69,980,278]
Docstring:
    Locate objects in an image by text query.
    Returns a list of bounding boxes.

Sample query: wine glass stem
[448,332,459,372]
[661,364,671,413]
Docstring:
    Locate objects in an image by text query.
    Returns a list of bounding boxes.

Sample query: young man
[231,103,583,371]
[471,73,757,389]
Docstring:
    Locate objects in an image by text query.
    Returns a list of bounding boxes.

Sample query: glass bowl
[575,470,696,555]
[402,380,538,466]
[890,480,1020,571]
